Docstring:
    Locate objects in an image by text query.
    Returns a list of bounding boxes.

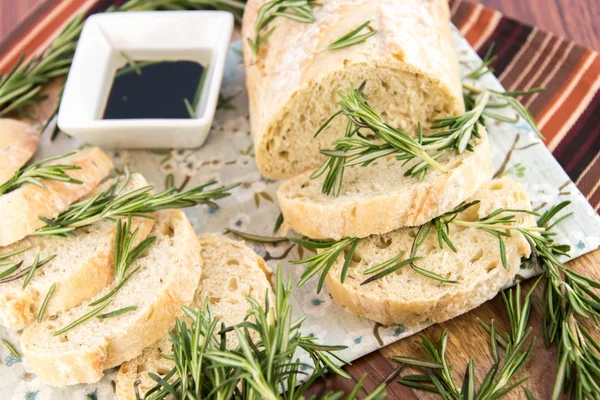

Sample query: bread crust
[116,234,273,400]
[20,210,202,386]
[243,0,464,179]
[0,174,156,331]
[0,119,41,186]
[278,128,494,240]
[0,146,114,247]
[324,177,536,326]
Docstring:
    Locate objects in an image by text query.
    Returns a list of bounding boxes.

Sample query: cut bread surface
[116,233,273,400]
[0,146,114,247]
[278,127,494,240]
[21,210,201,387]
[0,174,155,331]
[243,0,464,179]
[324,177,536,326]
[0,119,41,186]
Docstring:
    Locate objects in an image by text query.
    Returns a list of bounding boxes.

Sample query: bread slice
[0,146,114,247]
[0,119,41,186]
[0,173,155,331]
[243,0,464,179]
[278,127,494,240]
[115,233,273,400]
[324,177,535,326]
[20,210,201,386]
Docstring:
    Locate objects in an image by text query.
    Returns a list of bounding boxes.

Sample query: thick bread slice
[0,119,41,186]
[21,210,201,386]
[243,0,464,179]
[0,174,155,331]
[116,234,273,400]
[0,146,114,247]
[278,128,494,240]
[325,177,535,326]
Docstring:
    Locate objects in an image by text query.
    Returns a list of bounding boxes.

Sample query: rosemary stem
[462,83,483,94]
[451,219,545,232]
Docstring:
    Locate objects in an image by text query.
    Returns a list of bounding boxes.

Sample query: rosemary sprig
[248,0,319,57]
[97,305,138,319]
[0,0,247,120]
[114,216,157,282]
[395,283,535,399]
[291,237,359,293]
[54,300,112,336]
[144,265,356,399]
[323,21,378,51]
[37,282,56,323]
[464,43,497,80]
[312,82,446,196]
[0,152,82,195]
[225,228,290,243]
[34,178,238,236]
[2,339,20,359]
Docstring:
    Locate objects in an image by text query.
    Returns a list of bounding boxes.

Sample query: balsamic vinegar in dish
[102,60,205,120]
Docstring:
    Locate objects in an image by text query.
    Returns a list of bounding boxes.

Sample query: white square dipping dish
[57,11,233,149]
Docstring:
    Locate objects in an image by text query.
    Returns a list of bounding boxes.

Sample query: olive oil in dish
[102,60,206,120]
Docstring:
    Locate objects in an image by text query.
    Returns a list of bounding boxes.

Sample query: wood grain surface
[0,1,599,399]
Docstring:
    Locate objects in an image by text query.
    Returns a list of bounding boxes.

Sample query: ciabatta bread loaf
[0,146,114,247]
[278,127,494,240]
[21,210,201,386]
[0,174,155,330]
[116,234,273,400]
[0,119,40,186]
[324,177,535,326]
[242,0,464,179]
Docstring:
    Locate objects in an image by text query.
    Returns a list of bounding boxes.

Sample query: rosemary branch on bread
[395,282,536,399]
[248,0,319,57]
[33,173,238,236]
[0,152,82,195]
[323,21,378,52]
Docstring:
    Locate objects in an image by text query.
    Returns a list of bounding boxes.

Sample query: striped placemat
[1,0,598,211]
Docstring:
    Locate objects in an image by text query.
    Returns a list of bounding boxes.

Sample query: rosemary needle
[96,306,137,320]
[1,339,20,359]
[38,282,56,323]
[323,21,378,51]
[54,300,112,336]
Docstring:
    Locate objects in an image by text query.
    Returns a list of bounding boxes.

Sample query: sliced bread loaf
[21,209,201,386]
[324,177,535,326]
[116,233,273,400]
[0,173,155,331]
[0,146,114,247]
[0,119,40,186]
[243,0,464,179]
[278,127,494,240]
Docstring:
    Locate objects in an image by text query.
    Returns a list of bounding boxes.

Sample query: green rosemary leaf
[183,98,196,118]
[464,42,497,80]
[225,228,290,243]
[54,300,112,336]
[363,251,405,275]
[37,282,56,323]
[21,253,40,289]
[273,213,284,233]
[0,262,22,279]
[88,268,140,308]
[96,305,137,319]
[0,151,82,195]
[391,356,443,369]
[121,52,142,75]
[410,263,458,284]
[1,339,20,359]
[361,256,419,286]
[324,21,378,51]
[0,246,32,262]
[499,238,507,268]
